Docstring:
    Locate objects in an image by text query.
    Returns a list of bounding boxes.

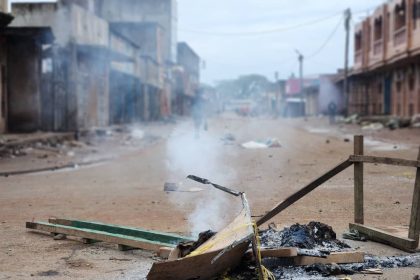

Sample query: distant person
[328,101,337,125]
[192,91,206,138]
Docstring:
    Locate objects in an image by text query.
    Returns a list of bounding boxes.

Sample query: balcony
[373,39,383,55]
[394,26,407,46]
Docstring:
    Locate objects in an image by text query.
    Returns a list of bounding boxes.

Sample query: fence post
[354,135,364,224]
[409,147,420,244]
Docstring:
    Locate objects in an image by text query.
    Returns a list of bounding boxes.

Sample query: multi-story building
[174,42,200,115]
[350,0,420,118]
[96,0,176,121]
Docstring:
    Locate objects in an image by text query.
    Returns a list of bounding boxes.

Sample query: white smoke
[165,121,238,237]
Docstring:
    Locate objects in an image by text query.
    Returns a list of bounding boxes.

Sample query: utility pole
[295,49,304,116]
[344,8,352,117]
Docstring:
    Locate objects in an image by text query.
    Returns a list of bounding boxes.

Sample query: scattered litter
[241,138,282,149]
[362,122,384,131]
[412,114,420,128]
[342,229,367,242]
[163,182,204,193]
[221,133,236,145]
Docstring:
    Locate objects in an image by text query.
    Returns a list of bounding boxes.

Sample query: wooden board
[27,222,178,253]
[354,136,364,224]
[257,159,353,226]
[48,218,192,245]
[293,251,365,266]
[147,242,250,280]
[350,223,418,252]
[245,247,298,259]
[409,147,420,243]
[349,155,420,168]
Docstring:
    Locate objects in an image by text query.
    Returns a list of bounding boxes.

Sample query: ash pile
[260,221,350,253]
[227,221,420,279]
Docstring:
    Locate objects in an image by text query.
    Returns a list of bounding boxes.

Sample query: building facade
[351,0,420,118]
[174,42,200,116]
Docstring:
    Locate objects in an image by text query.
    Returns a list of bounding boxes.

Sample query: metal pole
[344,8,352,117]
[295,50,305,116]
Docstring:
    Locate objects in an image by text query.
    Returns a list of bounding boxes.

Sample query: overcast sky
[11,0,385,84]
[178,0,385,84]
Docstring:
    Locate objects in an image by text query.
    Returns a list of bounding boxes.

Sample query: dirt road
[0,115,419,279]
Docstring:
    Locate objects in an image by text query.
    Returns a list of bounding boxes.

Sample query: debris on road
[241,138,282,149]
[163,182,204,193]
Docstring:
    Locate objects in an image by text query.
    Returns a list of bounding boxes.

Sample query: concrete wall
[96,0,177,63]
[12,2,109,47]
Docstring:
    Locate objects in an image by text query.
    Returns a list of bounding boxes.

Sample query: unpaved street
[1,115,419,279]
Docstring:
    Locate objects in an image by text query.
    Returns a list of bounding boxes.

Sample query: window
[413,0,420,29]
[394,0,407,31]
[396,81,402,92]
[1,65,5,119]
[355,31,362,51]
[374,17,383,41]
[409,75,415,91]
[409,103,414,116]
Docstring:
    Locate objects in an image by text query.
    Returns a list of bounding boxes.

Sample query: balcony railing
[373,39,383,55]
[394,27,407,46]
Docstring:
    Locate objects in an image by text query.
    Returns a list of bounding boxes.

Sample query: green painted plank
[50,219,193,245]
[27,222,179,250]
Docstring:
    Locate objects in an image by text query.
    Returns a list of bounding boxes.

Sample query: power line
[178,11,342,36]
[306,15,344,59]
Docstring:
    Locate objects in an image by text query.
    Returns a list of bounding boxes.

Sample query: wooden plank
[147,241,250,280]
[293,251,365,266]
[257,160,353,226]
[350,223,418,252]
[158,247,173,259]
[245,247,298,259]
[409,147,420,243]
[349,155,420,168]
[26,222,176,253]
[48,218,192,245]
[354,135,364,224]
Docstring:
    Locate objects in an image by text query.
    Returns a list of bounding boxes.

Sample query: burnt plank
[354,136,364,224]
[349,223,418,252]
[349,155,420,168]
[409,147,420,244]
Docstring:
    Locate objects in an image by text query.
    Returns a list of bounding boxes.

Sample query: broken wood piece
[158,247,173,259]
[293,251,365,266]
[187,175,242,197]
[245,247,298,259]
[349,155,420,168]
[257,160,353,226]
[349,223,418,252]
[361,268,383,275]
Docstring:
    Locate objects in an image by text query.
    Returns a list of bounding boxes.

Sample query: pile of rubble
[342,114,420,130]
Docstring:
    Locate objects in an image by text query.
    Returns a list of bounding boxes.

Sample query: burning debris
[260,222,350,252]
